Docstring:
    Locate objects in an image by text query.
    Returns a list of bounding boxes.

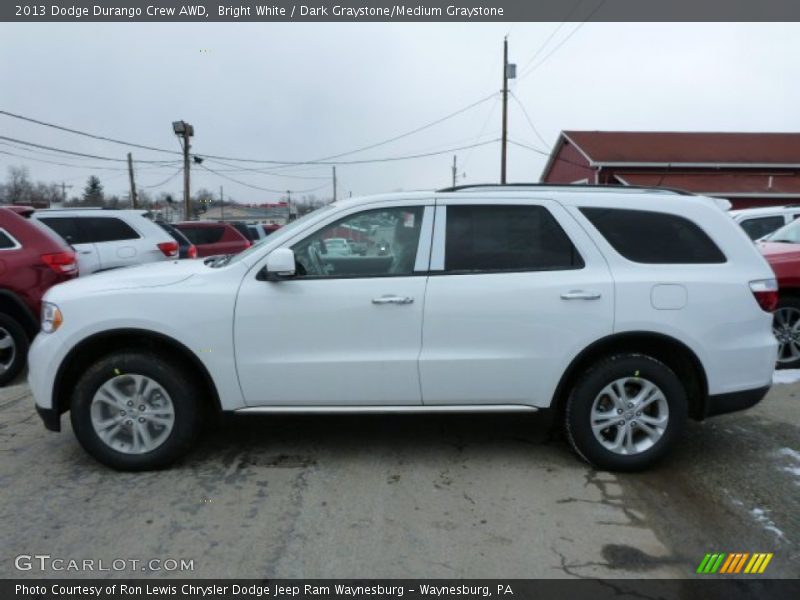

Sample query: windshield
[763,218,800,244]
[226,204,336,265]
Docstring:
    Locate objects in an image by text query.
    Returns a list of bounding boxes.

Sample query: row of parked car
[0,206,281,384]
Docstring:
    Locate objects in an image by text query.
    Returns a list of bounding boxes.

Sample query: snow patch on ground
[772,369,800,384]
[776,448,800,485]
[750,507,786,540]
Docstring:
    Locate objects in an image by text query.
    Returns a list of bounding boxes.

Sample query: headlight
[41,302,63,333]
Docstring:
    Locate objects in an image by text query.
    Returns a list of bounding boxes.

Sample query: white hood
[45,259,215,301]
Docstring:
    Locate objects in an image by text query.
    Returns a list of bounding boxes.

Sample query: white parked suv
[28,185,778,471]
[32,209,179,274]
[729,205,800,240]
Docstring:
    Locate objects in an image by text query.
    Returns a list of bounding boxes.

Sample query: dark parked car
[173,221,251,258]
[227,221,259,242]
[156,221,197,259]
[0,207,78,384]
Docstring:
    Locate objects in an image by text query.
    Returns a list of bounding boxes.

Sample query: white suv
[28,185,778,471]
[729,205,800,240]
[32,209,179,275]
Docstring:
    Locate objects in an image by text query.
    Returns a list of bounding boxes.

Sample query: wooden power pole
[501,38,509,184]
[127,152,138,209]
[452,155,457,187]
[332,166,337,202]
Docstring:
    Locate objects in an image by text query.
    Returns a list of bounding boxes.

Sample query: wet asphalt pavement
[1,373,798,579]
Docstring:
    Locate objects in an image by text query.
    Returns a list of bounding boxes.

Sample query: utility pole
[219,186,224,221]
[500,37,516,184]
[172,121,194,220]
[452,155,457,187]
[59,182,73,208]
[332,166,337,202]
[127,152,138,209]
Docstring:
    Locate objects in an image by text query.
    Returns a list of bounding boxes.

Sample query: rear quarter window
[38,217,84,244]
[739,216,785,240]
[80,217,139,242]
[179,226,225,245]
[580,207,726,264]
[0,229,19,249]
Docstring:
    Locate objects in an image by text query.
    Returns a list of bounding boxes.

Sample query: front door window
[291,206,425,278]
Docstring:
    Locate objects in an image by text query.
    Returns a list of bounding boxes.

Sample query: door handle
[372,295,414,305]
[78,250,93,255]
[560,290,601,300]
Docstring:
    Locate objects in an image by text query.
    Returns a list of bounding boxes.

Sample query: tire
[0,313,29,387]
[70,351,202,471]
[565,353,688,472]
[772,296,800,369]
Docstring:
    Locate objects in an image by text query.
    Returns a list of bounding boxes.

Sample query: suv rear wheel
[565,354,687,472]
[772,296,800,369]
[70,351,202,470]
[0,313,28,386]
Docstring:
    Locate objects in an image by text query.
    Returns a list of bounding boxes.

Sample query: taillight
[157,241,179,258]
[41,251,78,275]
[187,245,198,259]
[750,279,779,312]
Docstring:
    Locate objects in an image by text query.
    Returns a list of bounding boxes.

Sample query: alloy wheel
[773,307,800,365]
[90,373,175,454]
[0,327,16,375]
[590,377,669,456]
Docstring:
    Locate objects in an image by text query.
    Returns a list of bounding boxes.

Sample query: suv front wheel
[0,313,28,386]
[565,354,687,472]
[70,351,202,470]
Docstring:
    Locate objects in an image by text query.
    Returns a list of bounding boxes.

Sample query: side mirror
[260,248,296,281]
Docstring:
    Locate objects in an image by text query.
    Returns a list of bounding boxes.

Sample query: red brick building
[540,131,800,209]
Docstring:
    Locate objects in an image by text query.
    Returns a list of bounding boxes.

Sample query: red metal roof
[564,131,800,165]
[615,172,800,195]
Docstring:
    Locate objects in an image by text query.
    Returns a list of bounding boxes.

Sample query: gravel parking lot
[1,373,798,579]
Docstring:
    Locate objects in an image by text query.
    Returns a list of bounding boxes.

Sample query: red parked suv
[0,207,78,384]
[173,221,251,258]
[756,217,800,368]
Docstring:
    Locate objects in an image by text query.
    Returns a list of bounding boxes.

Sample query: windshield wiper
[768,239,797,244]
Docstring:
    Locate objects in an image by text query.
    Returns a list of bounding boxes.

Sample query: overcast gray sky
[0,22,798,203]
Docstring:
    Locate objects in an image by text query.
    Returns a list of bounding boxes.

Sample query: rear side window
[39,217,83,244]
[39,216,139,244]
[444,205,584,273]
[80,217,139,242]
[580,207,726,264]
[179,226,225,245]
[0,229,19,249]
[740,216,785,240]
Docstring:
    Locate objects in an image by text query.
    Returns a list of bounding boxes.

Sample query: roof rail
[435,183,696,196]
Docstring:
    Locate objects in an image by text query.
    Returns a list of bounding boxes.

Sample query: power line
[0,135,180,164]
[0,109,180,156]
[518,0,607,80]
[140,167,184,189]
[517,0,586,75]
[461,96,501,175]
[201,157,331,180]
[509,91,550,149]
[198,163,331,194]
[508,138,592,170]
[0,93,498,168]
[0,147,178,173]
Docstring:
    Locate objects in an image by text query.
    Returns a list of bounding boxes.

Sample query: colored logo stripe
[698,552,773,574]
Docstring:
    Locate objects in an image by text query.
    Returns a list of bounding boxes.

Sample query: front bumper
[705,385,770,418]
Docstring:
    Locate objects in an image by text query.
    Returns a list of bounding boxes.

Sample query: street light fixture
[172,120,194,220]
